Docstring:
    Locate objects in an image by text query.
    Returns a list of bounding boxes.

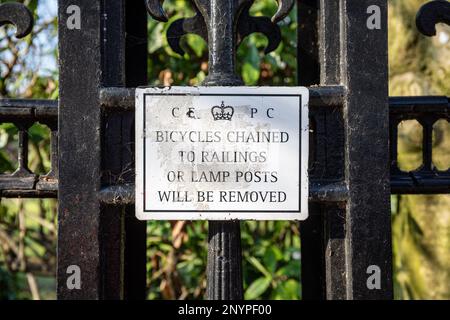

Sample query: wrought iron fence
[0,0,448,300]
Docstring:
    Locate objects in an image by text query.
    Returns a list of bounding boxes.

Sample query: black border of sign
[143,92,302,213]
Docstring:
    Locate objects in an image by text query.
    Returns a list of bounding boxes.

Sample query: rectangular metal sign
[135,87,309,220]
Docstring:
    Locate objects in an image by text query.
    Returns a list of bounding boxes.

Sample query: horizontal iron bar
[98,183,135,205]
[391,174,450,194]
[0,189,57,198]
[99,85,347,110]
[309,180,349,202]
[0,174,58,198]
[6,176,449,199]
[389,96,450,116]
[99,87,135,111]
[98,181,349,205]
[2,94,450,199]
[0,99,58,122]
[1,95,447,121]
[389,96,450,194]
[308,85,346,107]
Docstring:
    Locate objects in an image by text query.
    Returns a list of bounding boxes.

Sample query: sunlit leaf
[244,277,271,300]
[272,279,300,300]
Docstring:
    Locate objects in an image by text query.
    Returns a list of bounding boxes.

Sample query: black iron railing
[0,0,449,301]
[0,99,58,198]
[389,96,450,194]
[2,92,449,197]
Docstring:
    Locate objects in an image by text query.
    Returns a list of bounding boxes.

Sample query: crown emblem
[211,101,234,121]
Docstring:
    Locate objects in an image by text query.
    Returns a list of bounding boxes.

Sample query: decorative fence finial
[0,2,34,38]
[146,0,294,85]
[416,0,450,36]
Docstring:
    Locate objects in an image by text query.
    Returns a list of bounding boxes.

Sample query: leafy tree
[0,0,58,300]
[389,0,450,300]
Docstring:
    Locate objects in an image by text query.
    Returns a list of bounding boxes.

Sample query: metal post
[58,0,103,299]
[340,0,392,299]
[299,0,392,299]
[318,0,348,300]
[297,0,327,300]
[199,0,244,300]
[99,0,148,300]
[298,0,348,300]
[58,0,147,299]
[123,1,148,300]
[99,0,127,300]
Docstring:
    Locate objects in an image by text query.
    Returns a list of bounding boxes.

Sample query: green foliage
[389,0,450,300]
[147,0,297,86]
[241,221,301,300]
[0,123,18,173]
[0,0,57,300]
[147,221,208,299]
[0,266,16,300]
[146,220,301,300]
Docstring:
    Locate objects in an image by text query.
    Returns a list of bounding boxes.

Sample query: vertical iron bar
[299,204,326,299]
[297,0,320,85]
[123,0,148,300]
[318,0,341,85]
[57,0,103,299]
[203,0,243,85]
[204,0,243,300]
[420,119,434,171]
[302,0,392,299]
[389,117,400,174]
[16,123,31,174]
[48,122,58,178]
[100,0,148,300]
[58,0,144,299]
[100,0,127,300]
[341,0,393,299]
[299,0,348,300]
[297,0,327,300]
[206,221,243,299]
[318,0,347,300]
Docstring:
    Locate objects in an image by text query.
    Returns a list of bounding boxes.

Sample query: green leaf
[242,62,260,85]
[240,43,261,85]
[28,123,50,144]
[148,23,164,54]
[263,246,282,273]
[272,279,300,300]
[276,261,301,278]
[246,256,271,279]
[0,151,15,173]
[244,277,271,300]
[186,34,206,57]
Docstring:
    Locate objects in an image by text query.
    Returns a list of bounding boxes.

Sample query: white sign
[135,87,309,220]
